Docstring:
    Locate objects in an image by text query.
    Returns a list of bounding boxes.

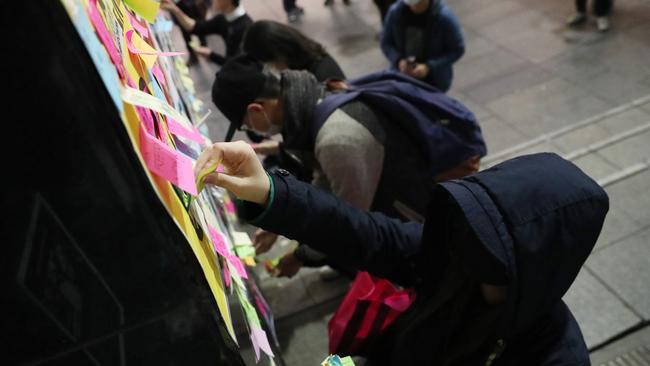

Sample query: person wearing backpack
[195,142,608,365]
[381,0,464,92]
[212,54,485,277]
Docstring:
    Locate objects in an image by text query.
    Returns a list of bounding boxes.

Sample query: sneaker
[287,8,302,23]
[597,17,610,32]
[566,12,587,27]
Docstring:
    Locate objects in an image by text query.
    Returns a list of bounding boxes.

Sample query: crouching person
[196,141,608,365]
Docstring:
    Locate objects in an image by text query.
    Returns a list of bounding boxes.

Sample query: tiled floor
[178,0,650,364]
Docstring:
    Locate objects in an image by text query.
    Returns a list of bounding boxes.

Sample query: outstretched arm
[197,142,423,285]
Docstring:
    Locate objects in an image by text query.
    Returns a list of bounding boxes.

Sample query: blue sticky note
[71,6,123,113]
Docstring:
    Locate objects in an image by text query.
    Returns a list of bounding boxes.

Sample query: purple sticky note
[250,325,274,362]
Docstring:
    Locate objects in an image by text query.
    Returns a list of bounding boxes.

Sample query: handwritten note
[195,158,221,195]
[121,85,193,128]
[65,0,122,113]
[126,29,185,58]
[123,0,160,24]
[139,127,197,195]
[87,0,125,78]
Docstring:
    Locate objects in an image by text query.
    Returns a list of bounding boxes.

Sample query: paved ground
[179,0,650,364]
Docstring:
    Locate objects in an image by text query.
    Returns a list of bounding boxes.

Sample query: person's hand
[160,0,180,13]
[193,45,212,58]
[252,140,280,156]
[195,141,270,204]
[274,252,303,278]
[254,229,279,255]
[411,63,430,79]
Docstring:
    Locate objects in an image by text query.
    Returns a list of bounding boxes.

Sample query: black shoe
[343,0,350,5]
[287,8,302,23]
[324,0,333,6]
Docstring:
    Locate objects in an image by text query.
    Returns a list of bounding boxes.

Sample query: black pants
[374,0,397,24]
[283,0,297,13]
[576,0,613,16]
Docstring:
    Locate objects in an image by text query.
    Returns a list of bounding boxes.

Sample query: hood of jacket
[422,152,609,337]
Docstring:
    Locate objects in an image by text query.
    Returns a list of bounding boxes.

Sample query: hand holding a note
[195,142,270,205]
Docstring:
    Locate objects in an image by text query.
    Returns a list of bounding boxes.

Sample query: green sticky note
[235,245,256,258]
[340,356,356,366]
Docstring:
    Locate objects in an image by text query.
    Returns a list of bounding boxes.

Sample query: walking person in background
[161,0,252,65]
[381,0,464,92]
[567,0,613,32]
[282,0,304,23]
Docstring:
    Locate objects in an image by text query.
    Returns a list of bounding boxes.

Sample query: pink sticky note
[126,10,149,38]
[152,64,166,86]
[126,30,185,56]
[254,295,269,320]
[228,254,248,280]
[87,0,125,78]
[223,258,231,288]
[208,226,229,257]
[167,118,204,144]
[139,127,198,195]
[250,325,274,361]
[225,200,236,215]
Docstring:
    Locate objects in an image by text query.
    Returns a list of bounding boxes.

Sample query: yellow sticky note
[196,159,221,195]
[129,29,158,69]
[123,0,160,24]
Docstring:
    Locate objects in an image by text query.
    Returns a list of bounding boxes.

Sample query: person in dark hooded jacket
[195,141,609,365]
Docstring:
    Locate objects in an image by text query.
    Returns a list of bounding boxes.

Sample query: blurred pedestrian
[380,0,464,92]
[567,0,613,32]
[161,0,252,65]
[282,0,305,23]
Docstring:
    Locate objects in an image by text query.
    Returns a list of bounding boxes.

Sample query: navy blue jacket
[242,153,608,365]
[380,0,465,92]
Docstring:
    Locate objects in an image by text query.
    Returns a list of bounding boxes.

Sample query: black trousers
[576,0,613,16]
[283,0,297,13]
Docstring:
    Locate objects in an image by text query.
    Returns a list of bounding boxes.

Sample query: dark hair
[243,20,328,70]
[258,70,282,99]
[232,0,240,7]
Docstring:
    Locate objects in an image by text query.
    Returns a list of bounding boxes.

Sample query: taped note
[126,30,184,57]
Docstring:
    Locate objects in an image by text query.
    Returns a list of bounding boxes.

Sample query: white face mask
[402,0,420,6]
